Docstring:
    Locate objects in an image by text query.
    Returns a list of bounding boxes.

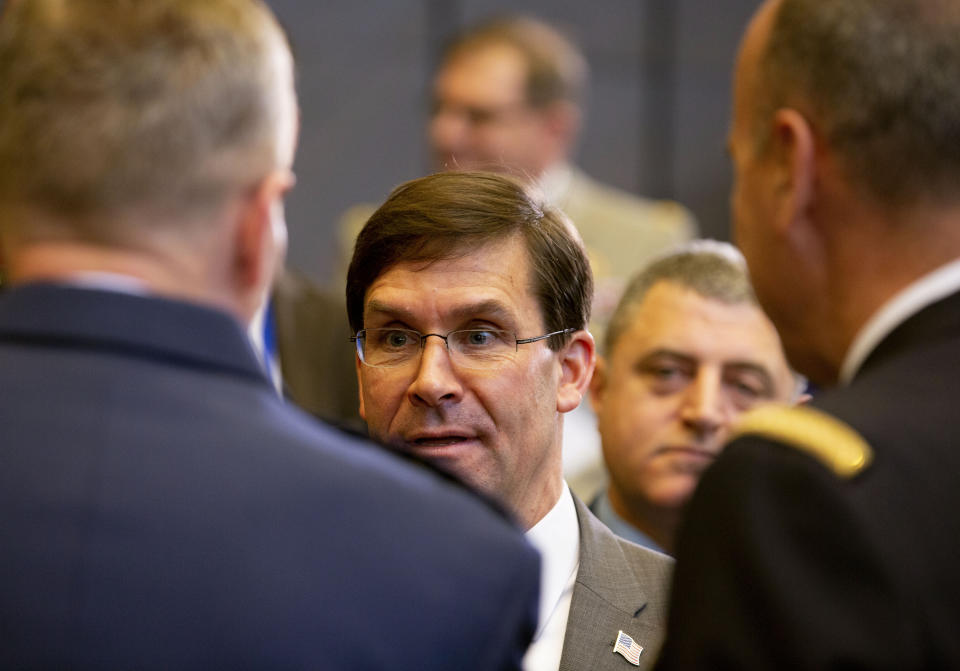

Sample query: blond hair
[0,0,293,240]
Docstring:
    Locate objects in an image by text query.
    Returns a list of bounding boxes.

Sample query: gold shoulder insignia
[730,405,873,478]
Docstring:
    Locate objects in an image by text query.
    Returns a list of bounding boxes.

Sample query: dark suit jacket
[560,497,673,670]
[0,284,538,670]
[272,269,363,430]
[655,290,960,669]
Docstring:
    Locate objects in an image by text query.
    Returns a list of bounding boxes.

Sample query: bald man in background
[657,0,960,667]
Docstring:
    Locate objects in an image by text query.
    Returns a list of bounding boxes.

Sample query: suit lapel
[558,497,670,670]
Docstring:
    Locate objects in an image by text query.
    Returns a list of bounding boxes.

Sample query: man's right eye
[368,330,415,350]
[639,360,691,393]
[383,330,413,348]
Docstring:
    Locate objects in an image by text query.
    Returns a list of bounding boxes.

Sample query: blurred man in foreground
[0,2,538,668]
[656,0,960,667]
[590,242,798,555]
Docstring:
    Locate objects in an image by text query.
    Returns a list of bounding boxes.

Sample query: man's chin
[647,479,700,510]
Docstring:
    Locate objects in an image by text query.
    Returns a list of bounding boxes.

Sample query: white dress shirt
[523,483,581,671]
[62,272,149,295]
[839,256,960,384]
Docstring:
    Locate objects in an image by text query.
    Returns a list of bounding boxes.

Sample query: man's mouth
[403,431,479,452]
[656,446,718,473]
[662,446,716,458]
[655,446,719,463]
[412,435,470,448]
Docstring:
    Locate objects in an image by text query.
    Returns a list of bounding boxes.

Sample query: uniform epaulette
[730,404,873,478]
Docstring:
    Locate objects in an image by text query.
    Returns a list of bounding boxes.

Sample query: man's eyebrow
[448,299,515,325]
[636,350,777,390]
[363,298,517,327]
[364,299,415,324]
[637,349,697,366]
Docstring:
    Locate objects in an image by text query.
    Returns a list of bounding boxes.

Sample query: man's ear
[557,329,595,414]
[588,356,607,415]
[770,108,816,236]
[541,100,581,150]
[233,169,295,312]
[355,353,367,421]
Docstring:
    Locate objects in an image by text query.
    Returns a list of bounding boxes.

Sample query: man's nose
[680,370,728,438]
[429,105,470,154]
[406,336,464,408]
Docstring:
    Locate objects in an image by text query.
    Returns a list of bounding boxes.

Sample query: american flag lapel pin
[613,629,643,666]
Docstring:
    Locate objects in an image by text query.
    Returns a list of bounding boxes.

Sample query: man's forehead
[626,284,776,351]
[621,283,793,386]
[437,43,528,101]
[362,238,542,324]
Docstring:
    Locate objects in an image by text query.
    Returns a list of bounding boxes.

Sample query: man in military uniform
[655,0,960,667]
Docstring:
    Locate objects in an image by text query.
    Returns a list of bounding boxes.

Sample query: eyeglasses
[351,327,575,370]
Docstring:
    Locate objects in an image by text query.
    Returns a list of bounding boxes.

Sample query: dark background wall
[266,0,761,288]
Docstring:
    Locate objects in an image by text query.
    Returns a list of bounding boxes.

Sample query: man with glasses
[347,170,673,671]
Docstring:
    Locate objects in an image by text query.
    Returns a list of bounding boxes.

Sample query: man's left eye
[466,330,497,346]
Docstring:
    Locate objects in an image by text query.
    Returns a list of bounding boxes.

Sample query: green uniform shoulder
[730,404,873,478]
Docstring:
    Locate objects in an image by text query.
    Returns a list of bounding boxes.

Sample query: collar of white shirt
[58,272,149,295]
[522,482,580,671]
[536,162,574,207]
[839,256,960,384]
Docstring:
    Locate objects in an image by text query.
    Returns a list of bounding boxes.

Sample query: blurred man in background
[341,15,695,329]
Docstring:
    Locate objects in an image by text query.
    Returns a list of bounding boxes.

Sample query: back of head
[346,171,593,349]
[0,0,294,244]
[605,241,757,355]
[757,0,960,208]
[441,15,588,109]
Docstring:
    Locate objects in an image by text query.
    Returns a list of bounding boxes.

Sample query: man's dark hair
[757,0,960,208]
[346,171,592,350]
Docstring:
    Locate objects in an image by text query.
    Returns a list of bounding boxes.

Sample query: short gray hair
[0,0,293,238]
[604,240,757,355]
[757,0,960,208]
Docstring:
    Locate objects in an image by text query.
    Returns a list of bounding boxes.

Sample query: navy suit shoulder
[656,291,960,669]
[0,285,538,670]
